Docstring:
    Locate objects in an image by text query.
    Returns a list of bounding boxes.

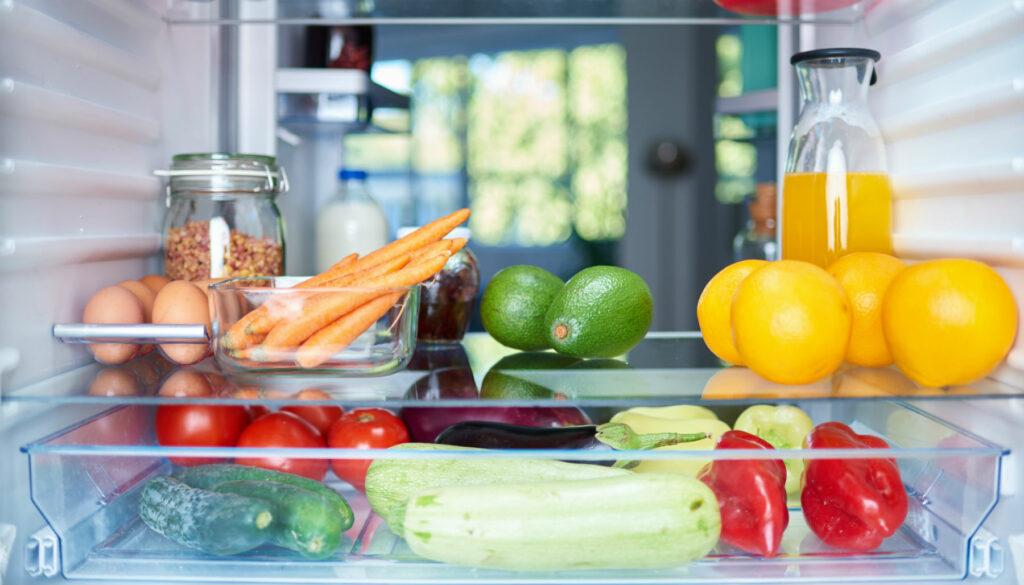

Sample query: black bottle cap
[791,48,881,85]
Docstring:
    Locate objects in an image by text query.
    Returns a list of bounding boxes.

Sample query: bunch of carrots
[221,209,470,369]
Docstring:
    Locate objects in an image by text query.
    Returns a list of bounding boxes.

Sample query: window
[347,43,628,250]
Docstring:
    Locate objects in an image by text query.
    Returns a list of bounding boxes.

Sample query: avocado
[544,266,653,358]
[479,351,582,400]
[480,266,564,351]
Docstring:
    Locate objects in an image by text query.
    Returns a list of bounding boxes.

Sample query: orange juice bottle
[782,171,892,267]
[782,48,891,268]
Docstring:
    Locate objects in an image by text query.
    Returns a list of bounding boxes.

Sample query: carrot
[317,208,469,281]
[259,252,452,354]
[446,237,468,256]
[295,291,405,368]
[324,252,359,275]
[221,208,468,349]
[404,238,453,264]
[225,255,412,351]
[319,253,411,288]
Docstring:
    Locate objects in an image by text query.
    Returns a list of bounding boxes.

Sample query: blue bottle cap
[338,168,368,181]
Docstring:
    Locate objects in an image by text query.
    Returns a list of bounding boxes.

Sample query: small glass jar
[157,153,287,281]
[398,226,479,344]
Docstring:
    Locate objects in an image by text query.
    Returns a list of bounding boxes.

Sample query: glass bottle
[782,48,892,268]
[158,153,287,281]
[734,183,778,262]
[315,168,389,273]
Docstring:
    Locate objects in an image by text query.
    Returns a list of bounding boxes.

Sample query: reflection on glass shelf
[165,0,866,25]
[8,333,1024,405]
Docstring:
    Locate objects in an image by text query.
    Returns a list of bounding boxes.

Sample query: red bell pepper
[697,430,788,557]
[801,421,909,551]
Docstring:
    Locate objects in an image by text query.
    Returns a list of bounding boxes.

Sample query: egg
[117,280,156,321]
[157,368,213,397]
[140,274,171,293]
[82,285,144,364]
[124,358,161,392]
[153,280,211,365]
[118,279,157,355]
[87,367,143,397]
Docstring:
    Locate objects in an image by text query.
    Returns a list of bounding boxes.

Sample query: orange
[827,252,906,367]
[696,259,769,365]
[882,258,1018,387]
[701,366,833,399]
[731,260,851,385]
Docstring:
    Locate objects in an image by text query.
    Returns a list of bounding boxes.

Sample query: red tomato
[235,411,328,481]
[327,408,409,491]
[281,389,344,436]
[155,404,250,467]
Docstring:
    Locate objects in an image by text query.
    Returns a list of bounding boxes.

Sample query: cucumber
[138,476,274,556]
[212,480,343,560]
[172,464,354,530]
[364,443,631,532]
[400,472,721,571]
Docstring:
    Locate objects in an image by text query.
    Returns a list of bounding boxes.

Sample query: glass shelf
[8,333,1024,407]
[165,0,867,26]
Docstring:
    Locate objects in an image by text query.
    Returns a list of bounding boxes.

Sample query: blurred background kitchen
[255,6,780,333]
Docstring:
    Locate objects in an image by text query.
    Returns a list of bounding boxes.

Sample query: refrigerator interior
[1,0,1023,583]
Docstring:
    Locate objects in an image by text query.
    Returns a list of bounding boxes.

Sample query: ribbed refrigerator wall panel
[862,0,1024,383]
[0,0,221,390]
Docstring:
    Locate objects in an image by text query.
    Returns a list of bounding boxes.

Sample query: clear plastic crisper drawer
[21,400,1006,583]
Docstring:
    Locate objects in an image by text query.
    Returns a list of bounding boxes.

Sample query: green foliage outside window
[351,44,628,247]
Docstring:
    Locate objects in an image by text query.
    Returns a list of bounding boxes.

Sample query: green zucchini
[212,480,343,560]
[400,472,721,571]
[364,443,631,532]
[138,476,274,556]
[172,464,354,530]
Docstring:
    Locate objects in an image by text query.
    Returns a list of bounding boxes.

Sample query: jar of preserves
[157,153,287,281]
[398,226,479,344]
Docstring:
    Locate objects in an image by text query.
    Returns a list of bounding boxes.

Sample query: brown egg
[118,279,157,355]
[87,367,143,397]
[140,274,171,293]
[82,285,144,364]
[192,279,219,322]
[124,358,161,391]
[153,280,211,365]
[157,368,214,397]
[117,280,155,321]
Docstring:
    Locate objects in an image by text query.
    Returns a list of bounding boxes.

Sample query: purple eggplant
[400,367,591,443]
[435,420,710,456]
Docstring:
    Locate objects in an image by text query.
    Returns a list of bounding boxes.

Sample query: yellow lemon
[827,252,907,367]
[696,259,769,365]
[882,258,1018,387]
[731,260,851,385]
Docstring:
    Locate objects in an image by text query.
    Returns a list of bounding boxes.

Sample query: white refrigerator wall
[0,0,220,391]
[863,0,1024,385]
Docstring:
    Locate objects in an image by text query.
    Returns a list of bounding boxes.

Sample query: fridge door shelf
[21,400,1007,583]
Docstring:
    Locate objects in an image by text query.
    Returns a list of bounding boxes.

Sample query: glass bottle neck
[796,58,874,107]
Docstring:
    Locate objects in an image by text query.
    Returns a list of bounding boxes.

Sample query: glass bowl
[209,277,419,376]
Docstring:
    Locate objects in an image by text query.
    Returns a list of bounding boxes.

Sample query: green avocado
[479,351,582,399]
[480,266,564,351]
[545,266,653,358]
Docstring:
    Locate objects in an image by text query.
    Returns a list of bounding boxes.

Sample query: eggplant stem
[595,422,709,451]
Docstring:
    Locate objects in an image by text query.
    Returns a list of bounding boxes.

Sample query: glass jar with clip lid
[156,153,289,281]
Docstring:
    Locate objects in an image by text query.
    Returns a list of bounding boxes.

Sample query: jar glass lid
[156,153,289,194]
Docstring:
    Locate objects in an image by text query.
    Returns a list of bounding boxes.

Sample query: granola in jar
[157,154,287,280]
